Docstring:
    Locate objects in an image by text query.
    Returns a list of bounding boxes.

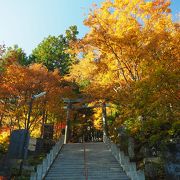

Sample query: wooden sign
[43,124,54,140]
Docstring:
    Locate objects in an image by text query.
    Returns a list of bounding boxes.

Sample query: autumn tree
[0,63,74,138]
[68,0,180,148]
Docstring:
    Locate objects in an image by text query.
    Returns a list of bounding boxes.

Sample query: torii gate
[63,98,109,144]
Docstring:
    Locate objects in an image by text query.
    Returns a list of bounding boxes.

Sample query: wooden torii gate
[63,98,109,144]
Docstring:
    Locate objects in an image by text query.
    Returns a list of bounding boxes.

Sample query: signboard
[63,98,83,103]
[7,129,30,159]
[43,124,54,140]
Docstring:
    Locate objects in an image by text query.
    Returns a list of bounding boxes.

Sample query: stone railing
[103,135,145,180]
[30,135,64,180]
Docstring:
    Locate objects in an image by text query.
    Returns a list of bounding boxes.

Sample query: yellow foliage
[0,130,9,144]
[93,107,102,130]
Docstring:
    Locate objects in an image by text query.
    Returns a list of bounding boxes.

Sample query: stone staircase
[45,142,129,180]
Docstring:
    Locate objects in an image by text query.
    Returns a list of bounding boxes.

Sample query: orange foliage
[0,63,74,136]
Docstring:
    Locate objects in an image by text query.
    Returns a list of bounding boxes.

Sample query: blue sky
[0,0,179,55]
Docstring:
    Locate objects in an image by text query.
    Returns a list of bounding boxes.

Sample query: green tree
[0,44,6,73]
[32,25,78,75]
[3,45,29,66]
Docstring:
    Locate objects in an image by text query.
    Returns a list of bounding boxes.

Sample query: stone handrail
[30,135,64,180]
[103,135,145,180]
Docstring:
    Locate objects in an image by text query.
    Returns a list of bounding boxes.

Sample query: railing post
[30,172,37,180]
[137,170,145,180]
[47,153,51,168]
[42,158,47,178]
[37,164,43,180]
[30,135,64,180]
[104,135,146,180]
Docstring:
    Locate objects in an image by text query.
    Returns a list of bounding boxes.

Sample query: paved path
[45,142,129,180]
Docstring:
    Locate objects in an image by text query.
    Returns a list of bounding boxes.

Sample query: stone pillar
[128,137,135,159]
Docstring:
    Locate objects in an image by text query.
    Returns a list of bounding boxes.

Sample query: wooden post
[102,102,108,136]
[64,102,71,144]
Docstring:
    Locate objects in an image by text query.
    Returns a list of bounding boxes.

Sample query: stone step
[45,142,130,179]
